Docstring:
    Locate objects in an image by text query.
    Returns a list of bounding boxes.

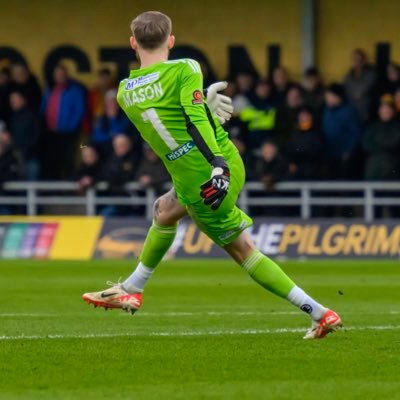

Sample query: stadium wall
[0,217,399,260]
[2,0,400,84]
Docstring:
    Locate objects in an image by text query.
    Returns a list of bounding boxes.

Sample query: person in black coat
[0,68,11,124]
[286,107,323,180]
[8,90,40,179]
[0,130,22,182]
[363,95,400,180]
[100,134,137,216]
[9,64,42,111]
[0,129,23,215]
[102,134,136,191]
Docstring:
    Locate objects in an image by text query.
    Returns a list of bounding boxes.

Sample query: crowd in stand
[1,48,400,215]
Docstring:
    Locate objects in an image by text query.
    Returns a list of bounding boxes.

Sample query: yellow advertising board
[0,216,102,260]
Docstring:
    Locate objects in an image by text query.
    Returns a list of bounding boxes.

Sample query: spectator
[0,67,11,124]
[0,127,22,215]
[322,83,362,179]
[344,49,377,123]
[302,67,325,114]
[254,141,290,189]
[101,134,136,216]
[8,90,40,180]
[199,61,214,88]
[103,134,136,190]
[76,145,102,190]
[394,87,400,117]
[363,95,400,180]
[88,68,115,120]
[286,107,323,180]
[379,63,400,96]
[9,64,42,110]
[41,64,87,179]
[137,145,170,194]
[239,79,277,149]
[275,85,304,143]
[230,136,255,179]
[0,128,22,183]
[232,73,255,113]
[91,89,133,157]
[272,66,293,106]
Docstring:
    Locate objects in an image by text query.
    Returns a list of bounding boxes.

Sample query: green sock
[241,250,295,298]
[139,221,177,268]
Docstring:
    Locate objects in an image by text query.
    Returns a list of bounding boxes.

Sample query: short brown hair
[130,11,172,50]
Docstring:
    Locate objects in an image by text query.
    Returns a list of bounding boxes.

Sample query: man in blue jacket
[322,83,362,179]
[41,64,86,179]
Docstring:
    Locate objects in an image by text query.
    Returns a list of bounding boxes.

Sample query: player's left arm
[180,60,230,210]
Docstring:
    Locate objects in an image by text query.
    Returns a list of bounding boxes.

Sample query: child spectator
[254,141,290,190]
[76,146,102,190]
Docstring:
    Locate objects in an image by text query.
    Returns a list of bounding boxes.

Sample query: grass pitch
[0,259,399,400]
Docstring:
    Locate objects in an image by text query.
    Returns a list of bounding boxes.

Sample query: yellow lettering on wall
[343,225,367,255]
[279,225,302,253]
[370,226,400,255]
[321,224,346,255]
[306,226,321,255]
[298,225,310,254]
[363,225,377,255]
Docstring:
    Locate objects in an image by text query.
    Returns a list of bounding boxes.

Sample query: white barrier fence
[1,181,400,221]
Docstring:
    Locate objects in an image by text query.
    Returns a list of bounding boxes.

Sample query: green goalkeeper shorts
[185,150,253,247]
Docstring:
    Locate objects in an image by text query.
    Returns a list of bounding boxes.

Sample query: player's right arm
[179,59,230,210]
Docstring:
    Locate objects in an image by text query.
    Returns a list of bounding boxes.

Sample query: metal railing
[1,181,400,221]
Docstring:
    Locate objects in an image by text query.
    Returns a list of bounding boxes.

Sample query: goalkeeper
[83,11,342,339]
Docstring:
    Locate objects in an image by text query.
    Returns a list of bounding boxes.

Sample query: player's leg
[122,189,187,293]
[223,231,342,339]
[82,189,187,312]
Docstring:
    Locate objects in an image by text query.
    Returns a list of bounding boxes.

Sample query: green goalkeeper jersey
[117,58,236,205]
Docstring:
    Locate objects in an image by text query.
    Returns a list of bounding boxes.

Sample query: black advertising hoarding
[95,218,400,259]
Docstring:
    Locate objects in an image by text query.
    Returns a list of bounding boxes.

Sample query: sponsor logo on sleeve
[192,90,203,105]
[125,72,160,91]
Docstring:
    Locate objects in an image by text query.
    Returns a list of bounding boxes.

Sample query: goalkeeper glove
[200,156,230,210]
[205,81,234,125]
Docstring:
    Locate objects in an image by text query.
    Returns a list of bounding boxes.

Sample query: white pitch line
[0,325,400,341]
[1,311,400,318]
[0,313,58,317]
[0,311,306,318]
